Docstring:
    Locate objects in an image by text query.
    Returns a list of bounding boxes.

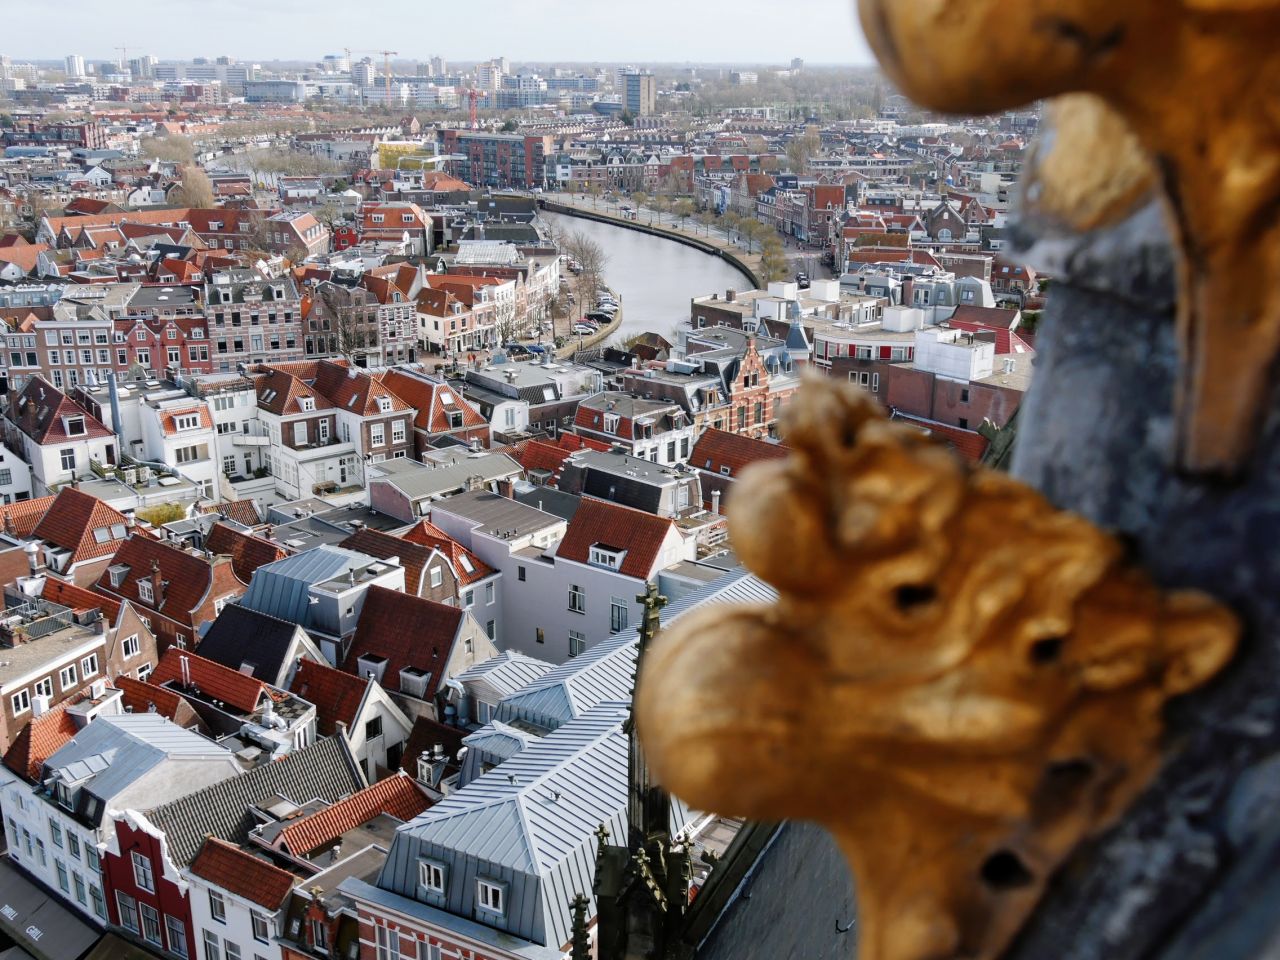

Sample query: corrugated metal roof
[457,650,555,703]
[496,570,776,732]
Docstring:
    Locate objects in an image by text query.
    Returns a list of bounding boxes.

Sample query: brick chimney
[150,559,165,606]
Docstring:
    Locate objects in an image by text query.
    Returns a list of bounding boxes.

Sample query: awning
[0,860,100,960]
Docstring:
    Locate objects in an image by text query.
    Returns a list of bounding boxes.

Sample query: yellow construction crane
[350,48,400,104]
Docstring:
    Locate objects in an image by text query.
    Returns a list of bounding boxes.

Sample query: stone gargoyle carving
[635,378,1239,960]
[856,0,1280,475]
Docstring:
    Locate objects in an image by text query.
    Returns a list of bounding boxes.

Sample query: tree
[140,134,194,165]
[136,502,187,526]
[786,130,822,176]
[561,231,609,339]
[168,164,215,208]
[619,110,635,126]
[500,118,518,132]
[316,282,372,361]
[759,237,790,283]
[673,199,695,231]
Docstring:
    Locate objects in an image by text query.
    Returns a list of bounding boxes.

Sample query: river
[541,211,753,345]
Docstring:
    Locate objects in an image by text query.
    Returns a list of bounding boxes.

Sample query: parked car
[586,312,612,324]
[796,272,810,288]
[573,324,597,335]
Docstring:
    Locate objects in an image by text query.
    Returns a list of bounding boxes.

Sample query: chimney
[150,560,165,606]
[726,289,736,302]
[711,489,721,516]
[335,720,348,739]
[23,541,41,575]
[3,512,13,537]
[124,509,135,528]
[1003,357,1016,374]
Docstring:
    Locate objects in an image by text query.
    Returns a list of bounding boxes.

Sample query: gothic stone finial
[635,377,1238,960]
[856,0,1280,474]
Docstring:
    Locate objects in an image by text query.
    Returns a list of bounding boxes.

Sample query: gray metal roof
[145,735,366,866]
[496,570,776,732]
[44,713,230,806]
[368,453,522,503]
[238,545,375,626]
[430,490,563,539]
[456,650,555,704]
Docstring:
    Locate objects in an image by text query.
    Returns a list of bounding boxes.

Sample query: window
[536,627,545,645]
[611,597,628,633]
[91,884,106,921]
[74,871,87,904]
[203,930,221,960]
[11,689,28,715]
[318,419,330,442]
[141,902,163,945]
[167,915,188,957]
[175,413,200,431]
[370,423,385,446]
[365,715,383,740]
[463,590,474,609]
[308,918,328,951]
[590,547,621,569]
[569,630,586,658]
[138,579,154,604]
[568,584,585,614]
[50,821,63,847]
[34,677,52,699]
[251,912,269,943]
[122,634,140,658]
[419,860,445,894]
[477,878,506,915]
[517,566,526,582]
[293,421,308,445]
[60,448,76,472]
[132,849,154,892]
[86,845,99,873]
[429,566,442,588]
[35,839,46,866]
[68,833,81,859]
[392,419,406,444]
[420,942,442,960]
[117,891,139,934]
[225,941,242,960]
[960,388,971,403]
[485,583,495,605]
[80,654,98,678]
[958,418,969,430]
[208,889,226,923]
[56,858,69,892]
[486,619,495,640]
[58,663,77,690]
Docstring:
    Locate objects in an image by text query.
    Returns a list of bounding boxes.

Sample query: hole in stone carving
[895,584,937,612]
[1032,758,1098,822]
[980,850,1035,891]
[841,423,858,448]
[1030,637,1065,665]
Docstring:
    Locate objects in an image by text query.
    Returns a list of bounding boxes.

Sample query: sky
[4,0,874,66]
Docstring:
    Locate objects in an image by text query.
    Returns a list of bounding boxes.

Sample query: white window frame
[116,890,140,934]
[80,654,98,678]
[11,689,28,715]
[419,860,445,894]
[138,579,154,604]
[568,584,585,614]
[370,423,385,446]
[569,630,586,658]
[166,915,188,958]
[610,597,628,634]
[58,663,78,691]
[251,911,269,943]
[476,878,506,916]
[122,634,140,658]
[208,889,226,923]
[140,900,163,945]
[132,849,155,892]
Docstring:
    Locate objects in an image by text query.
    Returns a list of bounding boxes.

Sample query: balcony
[232,433,271,447]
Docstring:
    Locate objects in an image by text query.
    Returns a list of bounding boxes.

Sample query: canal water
[541,211,752,345]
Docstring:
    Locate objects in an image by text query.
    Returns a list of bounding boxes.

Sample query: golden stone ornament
[856,0,1280,474]
[636,378,1238,960]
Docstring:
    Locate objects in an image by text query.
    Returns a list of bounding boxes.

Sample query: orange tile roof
[0,496,55,539]
[114,676,197,724]
[159,405,213,437]
[200,499,263,528]
[379,369,485,434]
[287,659,369,737]
[278,775,430,857]
[189,837,296,909]
[3,694,85,781]
[893,414,991,464]
[555,498,677,580]
[150,648,266,713]
[10,377,114,446]
[94,535,236,622]
[40,577,123,625]
[399,520,494,586]
[31,488,132,567]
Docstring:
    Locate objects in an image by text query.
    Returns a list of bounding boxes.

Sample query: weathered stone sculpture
[856,0,1280,474]
[635,378,1238,960]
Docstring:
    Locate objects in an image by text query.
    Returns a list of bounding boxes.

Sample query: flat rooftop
[430,490,562,539]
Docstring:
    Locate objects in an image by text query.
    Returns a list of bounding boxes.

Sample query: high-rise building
[791,57,805,71]
[430,56,446,76]
[352,59,376,86]
[65,54,85,78]
[476,60,502,92]
[622,71,657,117]
[322,53,350,73]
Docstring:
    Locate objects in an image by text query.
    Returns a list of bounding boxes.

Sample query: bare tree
[140,135,195,165]
[168,164,215,208]
[316,282,373,360]
[561,231,609,339]
[673,199,695,231]
[786,130,822,176]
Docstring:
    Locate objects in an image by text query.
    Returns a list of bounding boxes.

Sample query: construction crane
[349,48,399,104]
[114,46,128,72]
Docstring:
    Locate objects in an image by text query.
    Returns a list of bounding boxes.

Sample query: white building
[139,391,218,501]
[0,441,34,504]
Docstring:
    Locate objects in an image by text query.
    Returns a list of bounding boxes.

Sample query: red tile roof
[2,694,85,781]
[158,405,213,437]
[399,520,494,586]
[379,369,486,434]
[40,577,123,625]
[256,368,333,417]
[893,414,991,463]
[0,496,56,539]
[114,676,199,725]
[690,428,789,479]
[9,377,114,446]
[200,499,263,528]
[312,361,413,418]
[515,439,574,483]
[277,775,430,857]
[150,647,266,713]
[343,586,464,698]
[554,498,678,579]
[31,488,132,567]
[205,522,288,584]
[189,837,296,909]
[338,528,433,595]
[287,659,368,737]
[94,536,241,622]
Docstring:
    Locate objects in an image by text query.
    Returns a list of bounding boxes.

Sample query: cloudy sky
[6,0,874,65]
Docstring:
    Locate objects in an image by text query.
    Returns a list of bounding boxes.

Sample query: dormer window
[137,579,153,604]
[174,413,199,431]
[603,413,620,434]
[589,546,624,569]
[371,214,384,224]
[299,396,315,412]
[419,860,446,894]
[108,564,129,588]
[64,416,86,437]
[378,396,393,413]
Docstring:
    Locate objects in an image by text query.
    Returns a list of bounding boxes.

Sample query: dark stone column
[1006,203,1280,959]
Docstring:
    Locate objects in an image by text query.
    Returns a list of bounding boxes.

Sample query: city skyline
[4,0,874,66]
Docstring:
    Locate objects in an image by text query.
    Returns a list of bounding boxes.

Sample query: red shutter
[879,346,892,360]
